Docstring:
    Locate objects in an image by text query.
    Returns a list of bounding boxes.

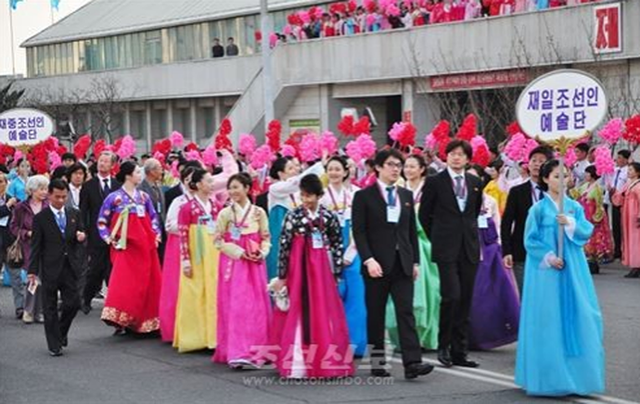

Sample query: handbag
[6,211,24,269]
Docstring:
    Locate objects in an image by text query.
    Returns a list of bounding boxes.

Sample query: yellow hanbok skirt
[173,225,218,353]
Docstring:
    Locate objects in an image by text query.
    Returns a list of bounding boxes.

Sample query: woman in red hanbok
[98,161,162,335]
[270,174,354,379]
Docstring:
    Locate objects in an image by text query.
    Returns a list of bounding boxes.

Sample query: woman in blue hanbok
[320,156,367,357]
[515,159,605,397]
[266,157,323,281]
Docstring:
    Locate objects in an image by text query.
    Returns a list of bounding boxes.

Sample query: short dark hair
[575,143,590,153]
[227,172,252,189]
[48,178,69,193]
[299,174,324,196]
[618,150,631,159]
[51,166,68,181]
[374,148,404,168]
[445,139,473,160]
[61,152,77,162]
[529,145,554,161]
[538,159,561,191]
[65,163,87,183]
[585,165,600,180]
[228,37,234,41]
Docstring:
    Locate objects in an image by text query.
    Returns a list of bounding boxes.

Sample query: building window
[144,30,162,65]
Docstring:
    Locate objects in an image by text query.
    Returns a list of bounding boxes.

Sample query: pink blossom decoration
[469,135,487,153]
[185,150,202,162]
[594,145,615,176]
[280,144,296,157]
[238,133,257,159]
[170,160,180,178]
[202,145,218,166]
[320,131,339,155]
[170,131,185,148]
[48,151,62,171]
[598,118,623,145]
[300,133,321,163]
[563,146,577,168]
[251,144,273,170]
[116,135,136,160]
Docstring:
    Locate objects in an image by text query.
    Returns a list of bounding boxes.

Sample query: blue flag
[51,0,60,10]
[9,0,24,10]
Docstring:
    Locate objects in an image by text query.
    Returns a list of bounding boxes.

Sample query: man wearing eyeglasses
[353,148,434,380]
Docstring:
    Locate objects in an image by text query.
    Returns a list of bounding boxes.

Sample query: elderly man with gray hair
[139,158,166,260]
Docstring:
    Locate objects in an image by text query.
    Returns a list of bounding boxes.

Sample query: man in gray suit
[138,158,166,260]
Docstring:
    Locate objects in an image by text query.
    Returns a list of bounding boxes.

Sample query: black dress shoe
[624,268,640,278]
[437,348,452,368]
[370,369,392,377]
[61,337,68,347]
[404,363,435,380]
[80,303,92,315]
[452,357,479,368]
[49,349,63,357]
[113,327,127,336]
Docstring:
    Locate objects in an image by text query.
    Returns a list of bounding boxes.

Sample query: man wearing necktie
[610,150,630,260]
[353,149,434,380]
[501,146,554,294]
[419,140,483,369]
[79,151,121,314]
[139,158,166,261]
[29,179,86,356]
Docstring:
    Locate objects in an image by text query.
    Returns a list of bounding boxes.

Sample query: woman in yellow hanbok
[174,168,219,352]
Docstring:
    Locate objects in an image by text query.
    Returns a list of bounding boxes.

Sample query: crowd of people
[268,0,605,45]
[2,115,639,397]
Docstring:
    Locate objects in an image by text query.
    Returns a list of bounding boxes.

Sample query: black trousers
[437,252,478,358]
[612,205,622,258]
[83,243,111,306]
[42,264,80,351]
[364,254,421,368]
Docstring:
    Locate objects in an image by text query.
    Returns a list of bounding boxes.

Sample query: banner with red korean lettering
[0,108,54,147]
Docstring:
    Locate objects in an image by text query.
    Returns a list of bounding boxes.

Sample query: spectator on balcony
[431,0,459,23]
[465,0,483,20]
[212,38,224,58]
[321,13,336,37]
[226,37,239,57]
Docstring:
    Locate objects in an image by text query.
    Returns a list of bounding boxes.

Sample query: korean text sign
[0,108,54,147]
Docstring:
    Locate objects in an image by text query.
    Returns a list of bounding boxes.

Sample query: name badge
[136,205,145,217]
[230,225,241,241]
[206,220,216,235]
[478,214,489,229]
[387,205,400,224]
[311,230,323,249]
[337,212,346,227]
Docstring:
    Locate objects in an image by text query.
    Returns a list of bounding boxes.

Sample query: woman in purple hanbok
[467,166,520,350]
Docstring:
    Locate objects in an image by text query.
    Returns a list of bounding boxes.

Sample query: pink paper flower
[238,133,257,159]
[170,131,184,148]
[251,144,273,170]
[320,131,339,155]
[202,144,218,166]
[594,145,615,176]
[48,151,62,171]
[300,133,321,163]
[598,118,623,145]
[116,135,136,160]
[185,150,202,162]
[563,146,577,168]
[280,144,296,157]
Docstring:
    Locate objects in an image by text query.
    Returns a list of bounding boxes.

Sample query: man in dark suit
[139,158,166,260]
[79,151,121,314]
[353,148,434,380]
[501,146,553,293]
[419,139,483,368]
[28,179,86,356]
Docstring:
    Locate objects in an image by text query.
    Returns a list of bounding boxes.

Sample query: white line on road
[389,357,640,404]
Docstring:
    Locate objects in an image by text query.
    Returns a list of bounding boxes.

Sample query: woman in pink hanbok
[613,163,640,278]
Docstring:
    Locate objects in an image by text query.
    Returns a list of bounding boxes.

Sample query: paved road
[1,264,639,404]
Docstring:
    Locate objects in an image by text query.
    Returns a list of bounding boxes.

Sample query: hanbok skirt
[101,214,161,333]
[266,205,289,281]
[270,235,354,378]
[213,232,272,365]
[173,225,218,352]
[159,233,181,342]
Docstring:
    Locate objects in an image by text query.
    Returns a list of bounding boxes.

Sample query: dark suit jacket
[352,184,419,277]
[28,207,85,282]
[500,180,534,263]
[139,179,166,221]
[79,176,121,248]
[164,184,183,214]
[419,170,483,264]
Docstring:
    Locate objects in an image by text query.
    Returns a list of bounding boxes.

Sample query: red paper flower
[337,115,355,136]
[397,122,417,148]
[624,114,640,144]
[184,142,199,152]
[93,139,107,159]
[152,139,172,157]
[472,144,491,168]
[266,119,282,152]
[73,134,92,159]
[432,120,451,141]
[287,13,302,26]
[347,0,357,13]
[219,118,232,137]
[353,116,371,136]
[506,121,522,137]
[456,114,477,141]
